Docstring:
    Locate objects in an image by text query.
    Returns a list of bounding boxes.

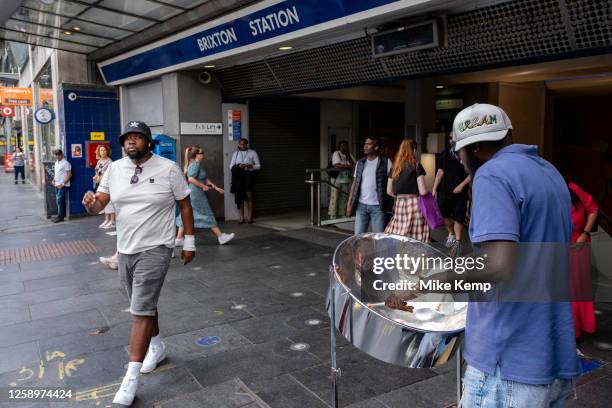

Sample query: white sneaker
[140,341,166,373]
[99,256,118,270]
[102,222,115,230]
[112,374,139,406]
[99,220,109,229]
[445,234,456,248]
[174,238,184,246]
[218,233,235,245]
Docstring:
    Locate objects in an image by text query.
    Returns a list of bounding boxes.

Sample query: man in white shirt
[346,138,392,234]
[229,138,261,223]
[328,140,355,219]
[82,121,195,406]
[52,149,72,223]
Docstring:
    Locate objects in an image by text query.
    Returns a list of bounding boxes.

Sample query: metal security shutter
[249,97,320,215]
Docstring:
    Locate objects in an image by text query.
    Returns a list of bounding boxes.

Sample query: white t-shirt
[98,154,190,254]
[229,149,261,171]
[54,158,72,187]
[355,156,392,206]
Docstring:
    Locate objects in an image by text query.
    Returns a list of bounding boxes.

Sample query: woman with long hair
[175,146,235,245]
[384,139,429,242]
[93,144,115,229]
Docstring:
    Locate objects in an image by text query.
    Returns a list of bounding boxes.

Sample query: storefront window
[36,64,55,161]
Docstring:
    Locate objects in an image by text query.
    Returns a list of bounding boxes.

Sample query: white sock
[127,362,142,376]
[150,334,162,347]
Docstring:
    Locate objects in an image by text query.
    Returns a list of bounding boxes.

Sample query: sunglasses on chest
[130,165,143,184]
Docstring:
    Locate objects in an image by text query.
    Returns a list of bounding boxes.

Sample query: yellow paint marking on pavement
[46,351,66,361]
[74,363,177,402]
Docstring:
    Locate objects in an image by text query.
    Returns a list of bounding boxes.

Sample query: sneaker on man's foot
[174,238,184,246]
[141,342,166,373]
[218,233,235,245]
[445,234,456,248]
[99,256,118,270]
[112,374,139,406]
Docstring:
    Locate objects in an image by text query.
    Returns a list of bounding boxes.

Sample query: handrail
[305,167,341,173]
[305,168,354,227]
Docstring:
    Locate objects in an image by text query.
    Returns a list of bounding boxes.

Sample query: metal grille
[566,0,612,49]
[215,0,612,99]
[0,240,98,265]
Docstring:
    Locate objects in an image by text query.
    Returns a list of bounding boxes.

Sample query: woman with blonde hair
[93,144,115,229]
[384,139,429,242]
[175,145,235,245]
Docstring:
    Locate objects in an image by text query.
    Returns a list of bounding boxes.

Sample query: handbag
[415,161,444,230]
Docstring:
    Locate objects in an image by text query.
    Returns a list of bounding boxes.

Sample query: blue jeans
[461,365,574,408]
[354,203,385,234]
[55,187,68,220]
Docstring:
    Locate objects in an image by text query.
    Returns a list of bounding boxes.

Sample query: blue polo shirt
[465,144,580,384]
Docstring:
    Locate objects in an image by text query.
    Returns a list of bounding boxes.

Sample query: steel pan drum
[327,233,466,368]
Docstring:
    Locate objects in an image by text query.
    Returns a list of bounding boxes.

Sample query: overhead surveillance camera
[198,71,212,85]
[67,92,77,101]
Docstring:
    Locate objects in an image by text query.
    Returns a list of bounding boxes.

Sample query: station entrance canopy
[97,0,449,85]
[0,0,214,55]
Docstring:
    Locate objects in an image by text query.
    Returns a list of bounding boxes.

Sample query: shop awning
[0,0,212,54]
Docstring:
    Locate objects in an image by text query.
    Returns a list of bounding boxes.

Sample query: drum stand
[328,269,463,408]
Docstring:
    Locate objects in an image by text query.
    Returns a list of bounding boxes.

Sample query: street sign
[1,106,14,117]
[34,108,55,124]
[180,122,223,135]
[0,87,33,106]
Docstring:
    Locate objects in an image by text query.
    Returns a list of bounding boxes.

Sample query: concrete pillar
[176,71,224,219]
[404,78,436,154]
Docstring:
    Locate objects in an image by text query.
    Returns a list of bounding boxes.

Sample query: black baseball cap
[119,121,152,145]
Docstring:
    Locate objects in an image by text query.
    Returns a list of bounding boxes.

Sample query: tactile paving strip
[0,240,98,265]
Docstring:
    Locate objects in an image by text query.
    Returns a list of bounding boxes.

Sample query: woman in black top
[384,139,429,241]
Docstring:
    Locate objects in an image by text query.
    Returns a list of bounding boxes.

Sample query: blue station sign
[98,0,432,85]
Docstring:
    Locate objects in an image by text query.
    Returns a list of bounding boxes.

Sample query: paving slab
[29,289,126,320]
[249,374,330,408]
[185,339,321,388]
[163,324,253,363]
[157,378,265,408]
[0,341,40,375]
[376,372,458,408]
[292,353,437,407]
[231,308,329,345]
[0,309,108,347]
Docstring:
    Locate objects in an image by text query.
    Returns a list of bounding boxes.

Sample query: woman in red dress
[568,182,598,338]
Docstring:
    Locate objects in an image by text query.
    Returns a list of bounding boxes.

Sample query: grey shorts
[118,246,172,316]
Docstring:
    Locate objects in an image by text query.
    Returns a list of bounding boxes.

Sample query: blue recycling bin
[153,134,177,162]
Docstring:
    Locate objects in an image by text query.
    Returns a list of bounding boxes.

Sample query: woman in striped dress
[384,139,429,242]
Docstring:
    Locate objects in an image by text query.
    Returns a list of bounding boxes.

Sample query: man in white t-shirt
[82,121,195,406]
[346,137,392,234]
[52,149,72,223]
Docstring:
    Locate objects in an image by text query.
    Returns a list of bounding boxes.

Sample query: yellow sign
[90,132,105,141]
[0,87,33,106]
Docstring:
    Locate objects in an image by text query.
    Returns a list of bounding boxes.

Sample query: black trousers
[14,166,25,181]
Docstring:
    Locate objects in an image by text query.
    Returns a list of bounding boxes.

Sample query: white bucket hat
[452,103,513,151]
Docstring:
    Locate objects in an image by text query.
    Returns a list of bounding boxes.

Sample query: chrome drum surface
[327,233,466,368]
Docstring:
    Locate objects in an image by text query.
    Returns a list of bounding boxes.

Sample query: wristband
[183,235,196,251]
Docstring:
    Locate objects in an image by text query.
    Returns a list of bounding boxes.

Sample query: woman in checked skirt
[384,139,429,242]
